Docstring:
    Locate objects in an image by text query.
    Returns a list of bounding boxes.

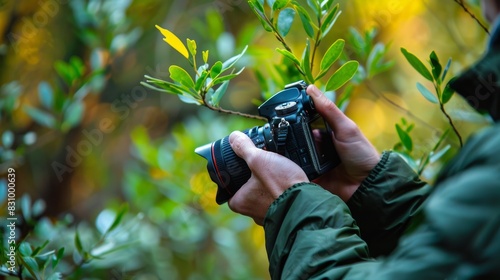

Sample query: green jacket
[263,20,500,280]
[264,125,500,279]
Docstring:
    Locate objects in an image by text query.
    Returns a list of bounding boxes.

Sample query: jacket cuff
[346,150,430,256]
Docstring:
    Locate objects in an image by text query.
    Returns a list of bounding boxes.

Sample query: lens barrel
[212,135,252,204]
[195,124,273,204]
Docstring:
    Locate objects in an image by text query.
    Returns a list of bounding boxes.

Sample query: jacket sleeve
[346,151,431,256]
[263,183,373,279]
[263,183,459,280]
[263,127,500,279]
[263,151,433,279]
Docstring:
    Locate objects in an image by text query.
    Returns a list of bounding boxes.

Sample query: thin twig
[453,0,490,35]
[365,81,441,135]
[440,102,463,147]
[204,103,267,121]
[201,94,266,121]
[423,0,469,53]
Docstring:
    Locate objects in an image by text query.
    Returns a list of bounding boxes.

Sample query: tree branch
[439,102,463,147]
[453,0,490,35]
[201,94,267,121]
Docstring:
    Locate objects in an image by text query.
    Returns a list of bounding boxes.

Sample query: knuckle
[227,198,241,213]
[343,119,360,136]
[322,98,337,112]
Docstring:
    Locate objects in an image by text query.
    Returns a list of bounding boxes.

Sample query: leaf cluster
[248,0,358,90]
[400,48,462,147]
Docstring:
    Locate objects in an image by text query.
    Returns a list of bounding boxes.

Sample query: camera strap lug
[276,118,289,155]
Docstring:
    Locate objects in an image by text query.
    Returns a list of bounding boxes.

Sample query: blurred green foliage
[0,0,494,279]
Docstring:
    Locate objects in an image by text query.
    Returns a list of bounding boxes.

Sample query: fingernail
[308,85,321,97]
[229,131,240,145]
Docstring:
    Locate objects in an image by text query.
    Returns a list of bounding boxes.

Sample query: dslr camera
[195,81,340,204]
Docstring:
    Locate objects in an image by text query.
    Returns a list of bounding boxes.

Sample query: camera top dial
[275,101,298,116]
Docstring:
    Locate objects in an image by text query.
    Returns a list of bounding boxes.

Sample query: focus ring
[219,136,251,194]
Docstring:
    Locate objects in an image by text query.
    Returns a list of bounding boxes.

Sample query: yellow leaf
[155,25,189,59]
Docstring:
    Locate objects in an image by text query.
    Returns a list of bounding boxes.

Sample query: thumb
[229,131,257,161]
[307,84,357,137]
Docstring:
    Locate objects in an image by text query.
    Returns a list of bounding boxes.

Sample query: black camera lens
[195,125,272,204]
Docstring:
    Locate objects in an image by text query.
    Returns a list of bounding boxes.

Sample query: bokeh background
[0,0,492,279]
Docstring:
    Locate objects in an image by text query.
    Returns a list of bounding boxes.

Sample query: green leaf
[366,43,388,78]
[212,67,245,85]
[203,50,209,63]
[396,123,413,152]
[348,27,367,58]
[306,0,320,18]
[248,1,273,32]
[406,123,415,133]
[320,0,334,11]
[276,48,301,66]
[106,204,128,234]
[295,5,315,37]
[52,247,65,269]
[2,130,14,149]
[441,78,456,104]
[194,71,209,92]
[21,256,39,277]
[273,0,289,10]
[211,81,230,106]
[277,8,295,37]
[19,242,33,256]
[178,94,202,105]
[47,272,62,280]
[429,51,442,81]
[400,48,433,82]
[32,199,46,217]
[325,60,359,91]
[249,0,265,13]
[141,80,183,95]
[90,48,105,70]
[62,101,84,131]
[416,82,438,104]
[430,144,451,163]
[169,65,195,89]
[301,39,314,83]
[316,39,345,80]
[441,57,452,81]
[210,61,223,79]
[187,39,197,58]
[54,61,75,85]
[21,194,32,221]
[32,240,50,257]
[320,4,340,39]
[222,46,248,71]
[74,230,84,254]
[38,82,54,109]
[70,56,85,78]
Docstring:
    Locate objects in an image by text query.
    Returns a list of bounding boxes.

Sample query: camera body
[195,81,340,204]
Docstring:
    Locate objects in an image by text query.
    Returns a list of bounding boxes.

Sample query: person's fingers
[306,85,360,141]
[229,131,258,161]
[227,179,266,226]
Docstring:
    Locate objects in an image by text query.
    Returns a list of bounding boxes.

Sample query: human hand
[307,85,380,201]
[227,131,309,225]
